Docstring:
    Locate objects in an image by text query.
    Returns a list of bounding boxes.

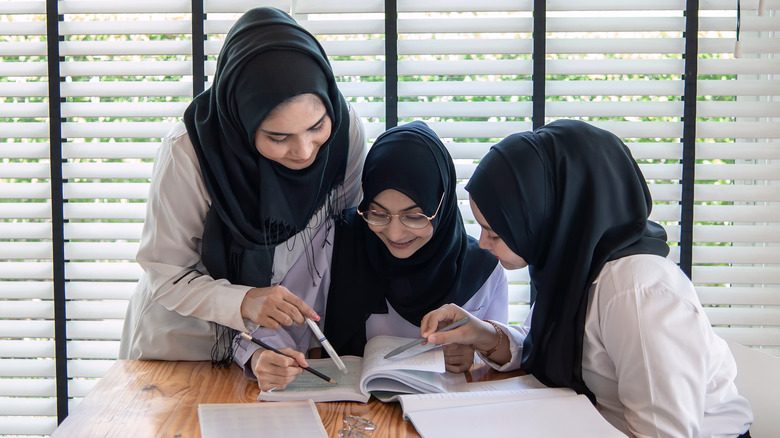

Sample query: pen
[305,318,348,374]
[239,332,336,385]
[384,316,471,359]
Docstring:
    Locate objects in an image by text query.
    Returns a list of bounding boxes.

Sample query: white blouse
[484,255,753,438]
[118,105,367,361]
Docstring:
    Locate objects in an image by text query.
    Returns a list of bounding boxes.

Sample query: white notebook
[198,400,327,438]
[402,393,626,438]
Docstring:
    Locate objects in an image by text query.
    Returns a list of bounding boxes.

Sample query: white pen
[305,317,348,374]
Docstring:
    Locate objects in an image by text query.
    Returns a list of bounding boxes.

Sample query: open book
[257,335,466,403]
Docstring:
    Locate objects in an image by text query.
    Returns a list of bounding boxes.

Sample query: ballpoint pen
[305,318,348,374]
[239,332,336,384]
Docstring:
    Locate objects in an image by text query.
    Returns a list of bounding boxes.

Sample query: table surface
[50,359,524,438]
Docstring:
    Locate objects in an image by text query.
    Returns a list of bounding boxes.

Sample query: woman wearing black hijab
[420,120,752,437]
[119,7,367,364]
[238,121,508,391]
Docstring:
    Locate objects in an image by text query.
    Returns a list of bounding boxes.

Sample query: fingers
[420,304,478,346]
[241,286,319,329]
[253,348,305,391]
[279,291,318,325]
[420,304,466,338]
[443,343,475,373]
[284,348,309,369]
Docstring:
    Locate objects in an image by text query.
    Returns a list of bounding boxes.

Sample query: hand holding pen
[242,333,336,391]
[420,303,511,365]
[240,285,320,329]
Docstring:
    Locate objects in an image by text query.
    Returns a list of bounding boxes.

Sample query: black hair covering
[325,121,497,356]
[465,119,669,398]
[184,7,350,280]
[182,7,350,364]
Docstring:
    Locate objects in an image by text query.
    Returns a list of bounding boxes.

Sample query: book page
[463,374,551,392]
[362,336,446,374]
[360,336,465,397]
[199,401,327,438]
[256,356,369,403]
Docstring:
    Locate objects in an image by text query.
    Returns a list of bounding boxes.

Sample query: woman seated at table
[233,121,509,391]
[418,119,753,437]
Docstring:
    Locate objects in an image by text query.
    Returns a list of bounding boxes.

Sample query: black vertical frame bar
[680,0,699,278]
[46,0,68,424]
[191,0,205,97]
[532,0,547,130]
[385,0,398,129]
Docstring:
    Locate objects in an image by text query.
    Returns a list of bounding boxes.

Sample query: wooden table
[50,360,523,437]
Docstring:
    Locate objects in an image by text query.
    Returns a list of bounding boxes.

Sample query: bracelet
[476,320,504,357]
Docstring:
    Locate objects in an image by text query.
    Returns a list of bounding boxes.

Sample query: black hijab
[184,7,351,287]
[325,121,497,356]
[465,119,669,397]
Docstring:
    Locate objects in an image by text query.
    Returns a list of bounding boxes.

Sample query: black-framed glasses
[357,192,444,229]
[338,415,376,438]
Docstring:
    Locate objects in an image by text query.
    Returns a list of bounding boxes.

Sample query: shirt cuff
[233,333,260,381]
[218,283,254,333]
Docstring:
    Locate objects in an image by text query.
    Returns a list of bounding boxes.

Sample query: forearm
[477,321,527,371]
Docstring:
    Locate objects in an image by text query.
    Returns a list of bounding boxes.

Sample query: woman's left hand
[442,343,475,373]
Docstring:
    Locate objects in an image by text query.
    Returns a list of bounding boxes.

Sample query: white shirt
[485,255,753,438]
[118,105,367,360]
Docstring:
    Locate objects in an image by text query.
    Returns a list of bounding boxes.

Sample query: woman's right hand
[250,347,307,391]
[420,304,499,351]
[240,285,318,329]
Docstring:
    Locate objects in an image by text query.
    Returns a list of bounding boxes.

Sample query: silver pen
[305,317,348,374]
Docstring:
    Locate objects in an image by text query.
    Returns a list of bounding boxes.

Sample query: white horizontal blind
[202,0,386,138]
[545,1,687,264]
[0,1,58,435]
[293,0,386,140]
[544,1,780,353]
[695,0,780,354]
[55,4,195,426]
[395,1,535,323]
[2,1,780,436]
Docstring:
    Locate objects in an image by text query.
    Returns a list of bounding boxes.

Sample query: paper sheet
[198,401,327,438]
[404,394,626,438]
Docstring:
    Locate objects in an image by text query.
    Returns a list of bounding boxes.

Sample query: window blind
[1,1,779,436]
[395,1,535,323]
[55,5,194,431]
[694,0,780,354]
[0,1,57,435]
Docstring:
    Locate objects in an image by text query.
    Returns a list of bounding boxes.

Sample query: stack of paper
[395,375,626,437]
[398,390,626,438]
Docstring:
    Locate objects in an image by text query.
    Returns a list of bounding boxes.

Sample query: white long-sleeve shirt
[118,105,367,361]
[483,255,753,438]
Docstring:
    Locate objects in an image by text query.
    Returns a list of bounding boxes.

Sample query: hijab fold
[325,121,497,356]
[465,119,669,398]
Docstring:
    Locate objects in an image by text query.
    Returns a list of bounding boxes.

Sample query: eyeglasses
[338,415,376,438]
[357,192,444,229]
